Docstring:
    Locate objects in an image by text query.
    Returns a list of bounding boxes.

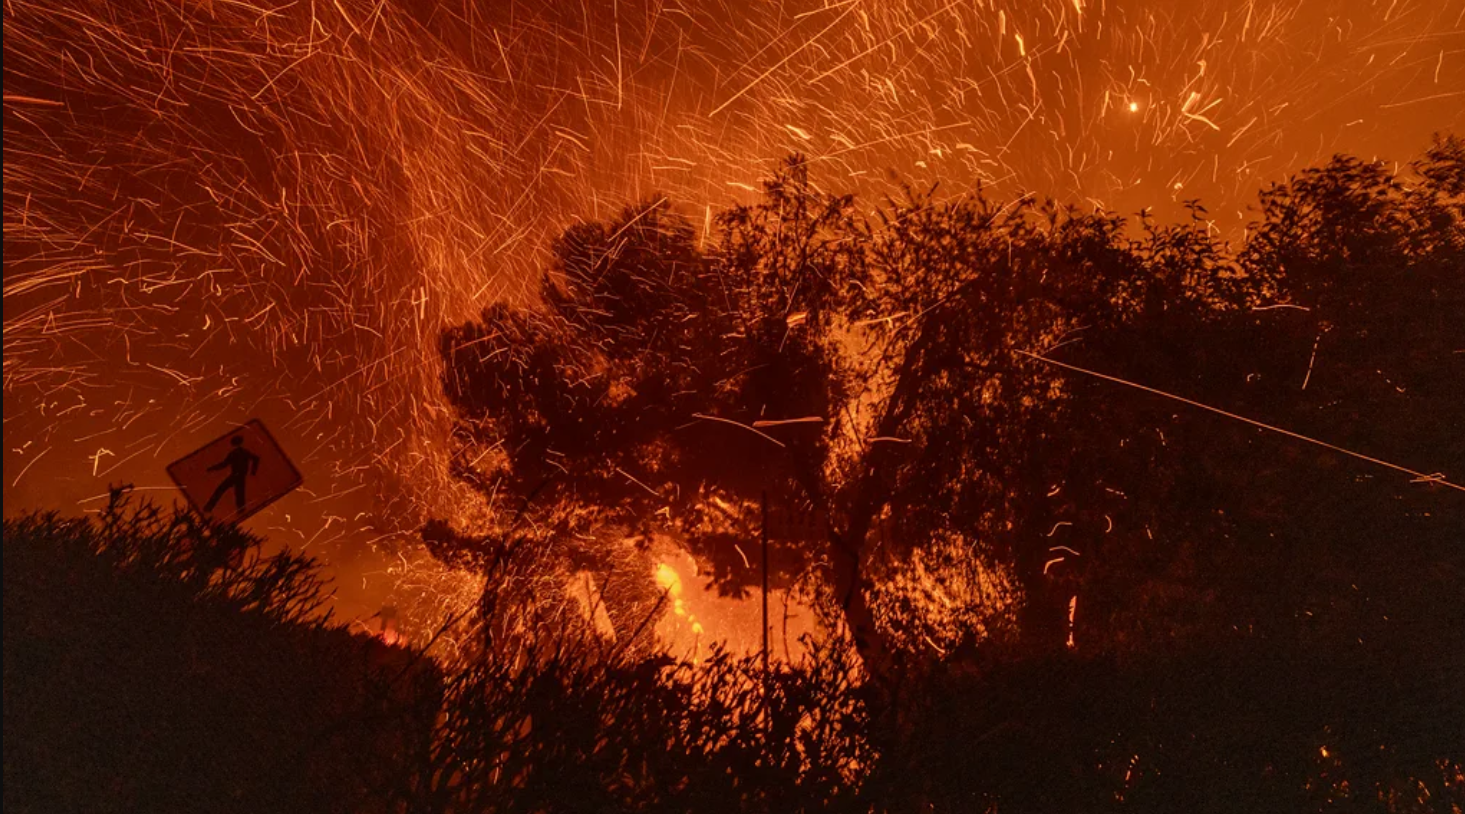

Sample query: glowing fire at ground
[652,542,822,662]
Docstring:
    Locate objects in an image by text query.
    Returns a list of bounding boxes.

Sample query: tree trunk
[828,518,898,691]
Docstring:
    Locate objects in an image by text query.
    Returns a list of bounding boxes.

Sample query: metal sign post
[761,490,770,733]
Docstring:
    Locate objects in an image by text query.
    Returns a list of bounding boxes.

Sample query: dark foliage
[431,137,1464,811]
[877,637,1465,813]
[3,491,440,814]
[390,509,874,813]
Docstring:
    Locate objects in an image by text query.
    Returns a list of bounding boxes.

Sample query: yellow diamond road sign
[167,419,303,524]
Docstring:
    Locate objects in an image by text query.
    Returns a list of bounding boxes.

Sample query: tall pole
[761,489,770,731]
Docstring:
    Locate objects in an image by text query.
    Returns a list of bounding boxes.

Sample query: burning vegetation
[4,0,1465,809]
[431,143,1463,681]
[11,139,1461,812]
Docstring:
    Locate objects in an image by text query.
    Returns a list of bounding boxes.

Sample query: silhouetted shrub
[4,490,439,814]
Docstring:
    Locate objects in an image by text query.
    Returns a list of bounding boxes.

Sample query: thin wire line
[1017,350,1462,493]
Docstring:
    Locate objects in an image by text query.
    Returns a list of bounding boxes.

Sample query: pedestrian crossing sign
[167,419,303,524]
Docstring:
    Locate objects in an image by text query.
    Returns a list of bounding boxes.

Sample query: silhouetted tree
[1045,136,1464,653]
[438,156,1256,681]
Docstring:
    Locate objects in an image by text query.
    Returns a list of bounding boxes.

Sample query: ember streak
[4,0,1461,639]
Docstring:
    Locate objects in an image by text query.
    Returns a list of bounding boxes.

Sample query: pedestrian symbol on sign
[167,420,302,524]
[203,435,261,514]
